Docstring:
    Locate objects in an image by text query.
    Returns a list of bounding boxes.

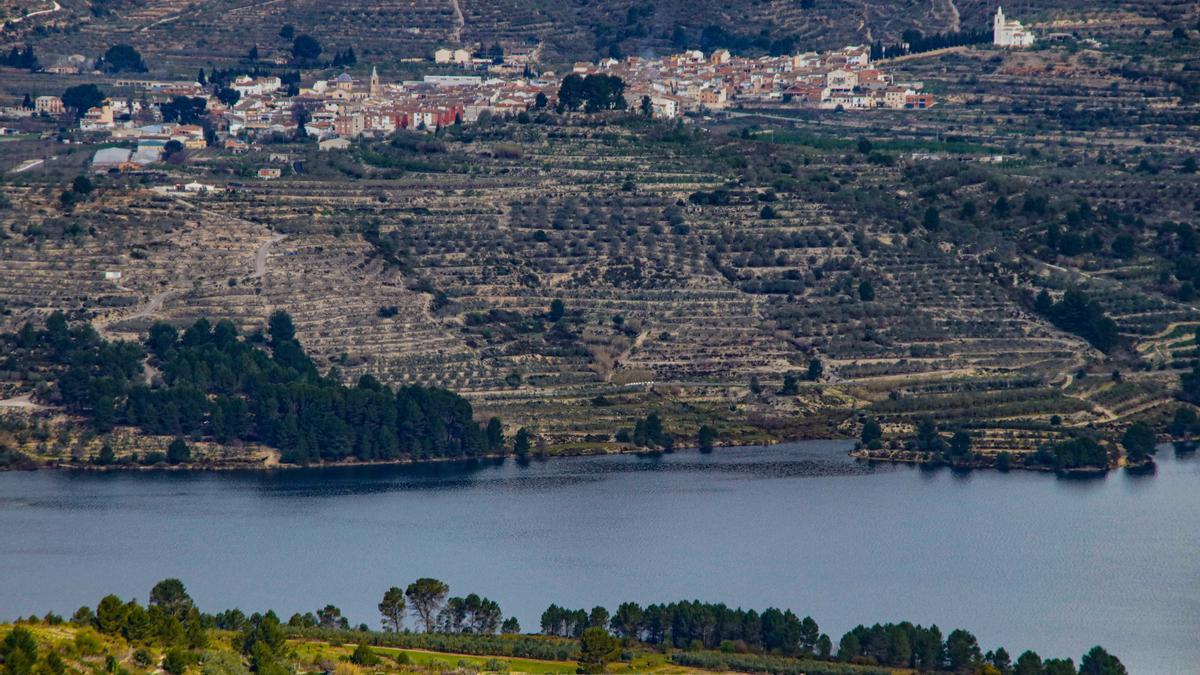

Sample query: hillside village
[1,1,1197,469]
[1,6,1058,171]
[5,39,944,172]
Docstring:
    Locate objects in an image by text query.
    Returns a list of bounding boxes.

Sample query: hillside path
[449,0,465,43]
[252,234,288,279]
[7,0,60,24]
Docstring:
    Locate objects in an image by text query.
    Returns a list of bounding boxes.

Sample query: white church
[993,6,1035,48]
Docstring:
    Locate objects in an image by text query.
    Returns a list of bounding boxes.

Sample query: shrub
[73,628,104,656]
[163,647,191,675]
[349,643,380,666]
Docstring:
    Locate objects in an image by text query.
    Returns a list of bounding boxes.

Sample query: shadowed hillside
[7,0,1187,69]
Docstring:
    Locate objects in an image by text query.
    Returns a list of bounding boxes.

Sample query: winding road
[5,0,60,25]
[449,0,465,43]
[252,234,287,279]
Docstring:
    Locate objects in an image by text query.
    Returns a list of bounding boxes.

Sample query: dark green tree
[609,602,643,639]
[749,375,762,395]
[948,430,972,459]
[96,595,126,634]
[1168,406,1198,437]
[816,633,833,659]
[94,444,116,466]
[406,578,449,633]
[1013,650,1042,675]
[837,632,860,661]
[780,374,799,395]
[993,194,1010,217]
[160,96,208,124]
[513,427,531,455]
[1041,658,1076,675]
[578,627,621,673]
[100,44,146,73]
[166,438,191,465]
[923,206,940,230]
[944,628,982,671]
[378,587,406,632]
[268,310,296,343]
[1079,646,1126,675]
[315,605,345,629]
[485,417,505,451]
[915,417,944,452]
[72,176,94,194]
[149,579,194,621]
[806,357,823,381]
[161,648,189,675]
[587,606,610,629]
[216,87,241,106]
[861,418,882,447]
[991,647,1012,674]
[292,35,322,62]
[0,626,37,675]
[1181,361,1200,404]
[1120,422,1157,463]
[61,84,105,118]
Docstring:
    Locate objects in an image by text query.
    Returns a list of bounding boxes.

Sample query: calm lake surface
[1,441,1197,672]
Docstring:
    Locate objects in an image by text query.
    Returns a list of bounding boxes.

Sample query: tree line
[0,45,37,71]
[9,312,504,465]
[534,598,1125,674]
[556,74,627,113]
[1032,436,1110,471]
[6,579,1127,675]
[871,28,991,60]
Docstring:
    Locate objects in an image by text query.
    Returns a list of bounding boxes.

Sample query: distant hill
[8,0,1178,71]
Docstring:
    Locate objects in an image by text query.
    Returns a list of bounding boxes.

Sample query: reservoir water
[1,440,1197,673]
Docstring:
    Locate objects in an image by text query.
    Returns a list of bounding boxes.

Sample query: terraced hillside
[3,17,1200,464]
[2,115,1195,462]
[8,0,1194,71]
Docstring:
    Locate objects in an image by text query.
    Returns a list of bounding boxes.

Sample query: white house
[434,48,472,65]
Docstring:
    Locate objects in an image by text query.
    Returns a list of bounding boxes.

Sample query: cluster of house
[197,67,555,144]
[585,45,933,116]
[289,68,553,140]
[271,44,932,143]
[69,42,944,172]
[74,66,554,170]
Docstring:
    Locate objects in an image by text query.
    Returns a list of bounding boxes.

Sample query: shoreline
[4,432,1173,475]
[0,435,843,474]
[849,447,1131,475]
